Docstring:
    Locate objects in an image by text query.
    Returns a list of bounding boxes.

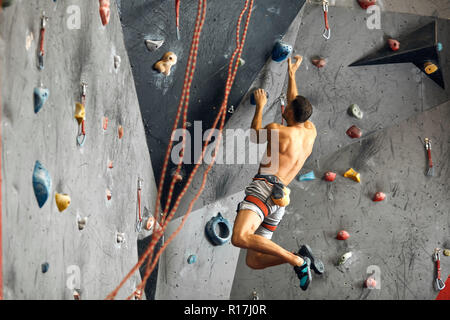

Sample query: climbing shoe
[298,244,325,275]
[294,257,311,291]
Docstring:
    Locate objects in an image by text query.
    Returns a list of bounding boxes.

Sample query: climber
[231,55,323,291]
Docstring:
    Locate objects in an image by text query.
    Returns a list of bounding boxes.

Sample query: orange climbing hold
[344,168,361,183]
[154,52,178,76]
[55,193,71,212]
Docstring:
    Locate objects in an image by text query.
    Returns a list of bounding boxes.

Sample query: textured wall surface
[1,0,449,301]
[176,5,449,218]
[231,100,450,300]
[119,0,306,198]
[1,0,157,299]
[155,191,243,300]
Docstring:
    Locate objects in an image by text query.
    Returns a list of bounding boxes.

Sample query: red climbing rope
[106,0,254,300]
[105,0,208,300]
[128,0,254,299]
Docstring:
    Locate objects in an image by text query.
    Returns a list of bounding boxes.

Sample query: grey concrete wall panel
[119,0,307,190]
[1,0,158,299]
[155,191,244,300]
[175,5,449,220]
[231,101,450,300]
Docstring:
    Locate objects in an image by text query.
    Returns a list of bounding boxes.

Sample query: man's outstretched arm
[287,55,303,105]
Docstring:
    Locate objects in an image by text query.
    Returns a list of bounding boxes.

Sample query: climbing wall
[0,0,158,299]
[119,0,306,215]
[231,100,450,300]
[158,3,450,300]
[175,6,449,217]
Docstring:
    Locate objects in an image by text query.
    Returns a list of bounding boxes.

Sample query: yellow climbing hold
[443,249,450,257]
[424,62,438,75]
[55,193,71,212]
[74,103,85,124]
[344,168,361,183]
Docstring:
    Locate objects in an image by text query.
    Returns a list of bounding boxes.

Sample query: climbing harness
[107,0,255,300]
[434,248,446,291]
[75,82,87,147]
[175,0,181,40]
[38,12,48,70]
[135,178,143,233]
[205,213,232,246]
[322,1,331,40]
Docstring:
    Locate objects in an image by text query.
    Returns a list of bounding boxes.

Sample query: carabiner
[434,248,446,291]
[322,1,331,40]
[76,121,86,147]
[135,178,144,232]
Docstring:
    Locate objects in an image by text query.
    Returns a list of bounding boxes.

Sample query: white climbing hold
[114,55,121,69]
[116,232,125,243]
[145,39,164,52]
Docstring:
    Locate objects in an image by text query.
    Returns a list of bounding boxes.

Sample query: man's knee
[231,232,249,249]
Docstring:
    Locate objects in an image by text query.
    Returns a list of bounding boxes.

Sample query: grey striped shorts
[237,178,286,239]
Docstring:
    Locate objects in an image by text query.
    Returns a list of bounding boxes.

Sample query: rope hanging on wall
[106,0,254,300]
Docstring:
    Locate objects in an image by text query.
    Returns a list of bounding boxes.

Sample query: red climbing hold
[324,171,336,182]
[373,192,386,202]
[312,57,326,68]
[99,0,110,26]
[118,125,124,139]
[388,39,400,51]
[357,0,376,10]
[103,117,108,131]
[346,125,362,139]
[365,276,377,289]
[337,230,350,240]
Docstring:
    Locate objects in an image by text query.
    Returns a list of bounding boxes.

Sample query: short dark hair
[291,95,312,123]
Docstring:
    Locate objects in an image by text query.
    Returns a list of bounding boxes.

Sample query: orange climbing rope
[106,0,254,300]
[105,0,208,299]
[132,0,254,298]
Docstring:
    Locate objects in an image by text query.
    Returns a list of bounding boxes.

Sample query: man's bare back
[259,120,317,186]
[232,55,323,291]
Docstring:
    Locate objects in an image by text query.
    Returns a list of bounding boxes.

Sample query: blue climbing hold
[205,212,232,246]
[34,87,49,114]
[187,255,197,264]
[250,91,269,105]
[271,41,292,62]
[41,262,49,273]
[32,161,52,208]
[437,42,443,52]
[298,171,316,181]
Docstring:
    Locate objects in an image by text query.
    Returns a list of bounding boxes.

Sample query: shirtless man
[231,55,324,290]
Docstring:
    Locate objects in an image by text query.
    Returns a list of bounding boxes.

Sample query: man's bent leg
[246,249,288,269]
[232,209,303,268]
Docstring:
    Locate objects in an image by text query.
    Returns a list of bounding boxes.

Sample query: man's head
[283,95,313,124]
